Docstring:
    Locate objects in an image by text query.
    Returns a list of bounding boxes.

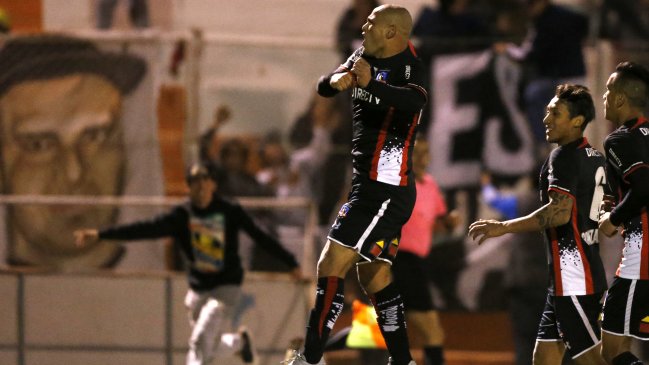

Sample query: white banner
[428,51,535,189]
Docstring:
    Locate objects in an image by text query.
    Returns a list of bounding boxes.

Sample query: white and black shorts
[536,292,603,359]
[327,175,416,264]
[602,277,649,340]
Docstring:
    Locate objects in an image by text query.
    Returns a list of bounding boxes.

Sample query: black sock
[424,345,445,365]
[324,326,351,352]
[612,351,644,365]
[372,282,412,365]
[303,277,344,364]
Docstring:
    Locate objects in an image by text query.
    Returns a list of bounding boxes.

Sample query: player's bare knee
[573,346,607,365]
[317,240,357,277]
[532,349,545,365]
[600,347,617,365]
[357,262,391,294]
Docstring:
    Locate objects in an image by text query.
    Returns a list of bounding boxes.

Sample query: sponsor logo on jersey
[350,47,364,63]
[352,87,381,105]
[608,148,622,167]
[585,148,601,157]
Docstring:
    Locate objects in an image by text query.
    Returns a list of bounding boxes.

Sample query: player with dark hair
[74,162,301,365]
[469,84,608,365]
[598,61,649,365]
[284,4,427,365]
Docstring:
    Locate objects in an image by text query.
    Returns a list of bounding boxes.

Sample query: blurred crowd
[1,0,649,363]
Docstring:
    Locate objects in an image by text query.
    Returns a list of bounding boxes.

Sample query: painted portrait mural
[0,35,164,270]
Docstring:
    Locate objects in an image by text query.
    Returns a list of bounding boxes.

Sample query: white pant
[185,285,242,365]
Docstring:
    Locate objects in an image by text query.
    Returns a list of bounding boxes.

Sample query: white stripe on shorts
[355,199,391,250]
[571,295,598,344]
[624,279,637,335]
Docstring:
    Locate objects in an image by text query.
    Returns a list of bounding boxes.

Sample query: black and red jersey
[317,44,428,186]
[604,117,649,280]
[539,137,608,296]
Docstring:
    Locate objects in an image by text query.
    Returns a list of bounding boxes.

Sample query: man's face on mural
[0,74,125,258]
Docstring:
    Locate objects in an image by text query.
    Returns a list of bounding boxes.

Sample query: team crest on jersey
[337,203,351,218]
[375,70,389,82]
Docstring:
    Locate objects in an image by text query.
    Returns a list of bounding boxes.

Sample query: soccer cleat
[238,327,257,364]
[281,350,326,365]
[387,358,417,365]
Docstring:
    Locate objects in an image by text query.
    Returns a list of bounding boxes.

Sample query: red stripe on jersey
[622,164,649,184]
[318,277,339,335]
[571,199,594,293]
[641,209,649,280]
[408,41,418,57]
[577,137,589,149]
[398,113,420,186]
[630,116,648,129]
[370,107,394,180]
[550,228,563,296]
[406,84,429,103]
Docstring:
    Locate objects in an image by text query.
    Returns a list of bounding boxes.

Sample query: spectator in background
[253,98,341,271]
[197,104,271,198]
[497,0,589,151]
[198,104,232,186]
[485,0,528,44]
[288,92,351,224]
[335,0,381,62]
[0,35,146,270]
[411,0,490,134]
[413,0,490,55]
[97,0,149,30]
[218,137,272,198]
[74,162,301,365]
[258,114,335,203]
[599,0,649,42]
[255,131,292,199]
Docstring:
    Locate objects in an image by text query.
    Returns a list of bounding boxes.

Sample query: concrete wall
[0,270,309,365]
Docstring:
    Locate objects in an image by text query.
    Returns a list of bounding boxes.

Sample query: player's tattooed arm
[469,190,573,245]
[533,190,573,228]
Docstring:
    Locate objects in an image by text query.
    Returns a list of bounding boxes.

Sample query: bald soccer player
[284,5,427,365]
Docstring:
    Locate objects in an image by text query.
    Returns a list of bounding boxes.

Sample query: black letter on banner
[428,51,534,189]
